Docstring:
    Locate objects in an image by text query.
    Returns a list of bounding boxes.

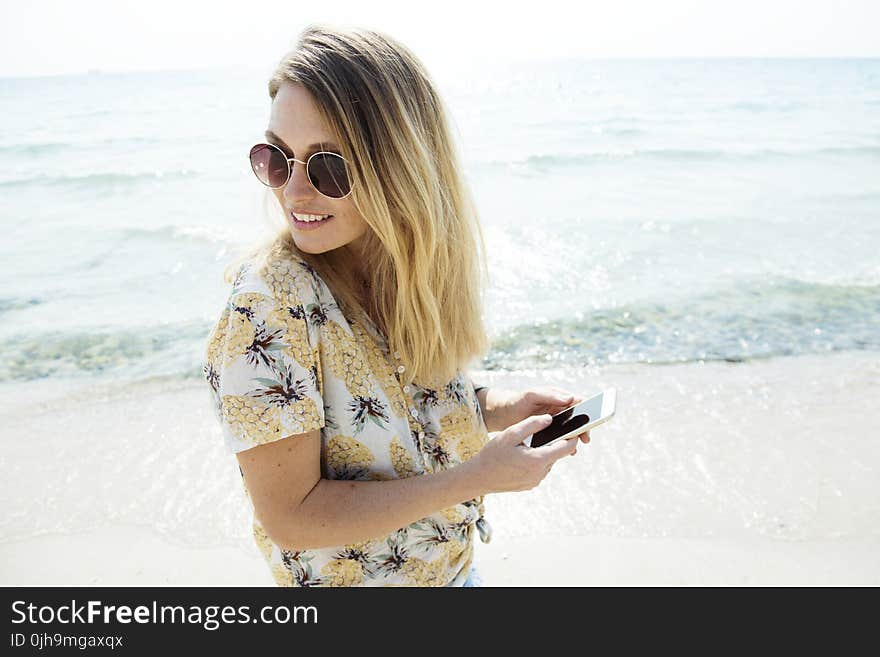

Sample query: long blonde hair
[231,23,491,388]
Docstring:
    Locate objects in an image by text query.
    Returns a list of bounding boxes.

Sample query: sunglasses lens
[249,143,289,188]
[308,153,351,198]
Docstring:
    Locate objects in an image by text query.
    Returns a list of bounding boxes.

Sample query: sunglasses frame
[248,142,354,199]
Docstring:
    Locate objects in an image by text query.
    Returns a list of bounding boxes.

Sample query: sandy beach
[1,526,877,586]
[2,350,879,586]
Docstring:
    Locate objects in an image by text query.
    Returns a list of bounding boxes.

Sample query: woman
[204,24,591,587]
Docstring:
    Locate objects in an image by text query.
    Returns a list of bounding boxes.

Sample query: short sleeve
[466,375,489,433]
[204,260,325,454]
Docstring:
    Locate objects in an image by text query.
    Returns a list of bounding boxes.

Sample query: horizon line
[2,55,880,80]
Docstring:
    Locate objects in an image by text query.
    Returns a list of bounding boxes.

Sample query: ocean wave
[476,145,880,172]
[809,190,880,203]
[523,118,647,135]
[0,136,162,158]
[0,320,211,382]
[481,277,880,370]
[4,276,877,382]
[815,146,880,157]
[0,169,198,190]
[727,100,806,113]
[113,224,242,246]
[0,297,42,315]
[0,142,72,156]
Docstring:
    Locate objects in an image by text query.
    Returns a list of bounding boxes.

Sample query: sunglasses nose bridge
[282,156,314,192]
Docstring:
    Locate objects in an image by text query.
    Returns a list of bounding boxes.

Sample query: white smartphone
[522,388,617,448]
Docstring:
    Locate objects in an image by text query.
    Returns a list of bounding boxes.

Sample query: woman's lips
[290,214,334,230]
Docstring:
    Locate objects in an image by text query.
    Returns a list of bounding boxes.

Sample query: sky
[1,0,878,78]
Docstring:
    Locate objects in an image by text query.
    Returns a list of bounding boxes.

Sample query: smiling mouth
[290,212,335,229]
[291,211,333,222]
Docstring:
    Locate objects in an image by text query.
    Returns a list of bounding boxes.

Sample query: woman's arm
[474,385,510,433]
[238,415,574,552]
[289,465,482,551]
[238,426,482,552]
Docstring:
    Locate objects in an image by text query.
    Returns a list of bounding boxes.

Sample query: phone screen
[528,393,605,448]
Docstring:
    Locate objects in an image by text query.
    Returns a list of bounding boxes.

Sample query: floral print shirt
[204,250,491,586]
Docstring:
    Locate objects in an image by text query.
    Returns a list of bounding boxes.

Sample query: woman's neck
[346,233,371,282]
[344,234,386,335]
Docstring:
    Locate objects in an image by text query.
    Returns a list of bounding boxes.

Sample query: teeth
[293,212,331,222]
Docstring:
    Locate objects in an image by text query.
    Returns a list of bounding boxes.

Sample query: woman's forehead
[269,84,336,150]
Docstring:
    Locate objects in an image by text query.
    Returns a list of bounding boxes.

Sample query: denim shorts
[462,567,484,587]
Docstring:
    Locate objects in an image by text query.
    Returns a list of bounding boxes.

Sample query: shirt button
[396,365,405,373]
[403,385,411,394]
[394,351,401,359]
[410,408,419,419]
[418,431,425,440]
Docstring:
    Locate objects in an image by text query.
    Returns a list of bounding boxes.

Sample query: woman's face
[266,83,369,256]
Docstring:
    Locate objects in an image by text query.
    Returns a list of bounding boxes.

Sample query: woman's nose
[282,160,314,202]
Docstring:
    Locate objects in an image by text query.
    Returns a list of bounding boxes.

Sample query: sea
[1,59,878,567]
[1,58,879,382]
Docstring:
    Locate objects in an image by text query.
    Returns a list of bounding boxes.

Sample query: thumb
[502,413,554,445]
[535,434,579,462]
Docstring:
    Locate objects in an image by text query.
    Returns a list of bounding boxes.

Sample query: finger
[535,434,579,461]
[504,414,553,446]
[544,387,575,404]
[579,431,591,444]
[551,388,585,406]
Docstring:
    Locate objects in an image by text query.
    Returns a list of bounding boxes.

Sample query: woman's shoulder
[229,249,327,310]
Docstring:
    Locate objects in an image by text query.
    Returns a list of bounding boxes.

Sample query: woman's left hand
[487,386,591,444]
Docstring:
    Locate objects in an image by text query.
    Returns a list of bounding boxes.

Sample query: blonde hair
[230,23,490,387]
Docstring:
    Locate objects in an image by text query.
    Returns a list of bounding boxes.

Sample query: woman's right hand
[468,414,579,494]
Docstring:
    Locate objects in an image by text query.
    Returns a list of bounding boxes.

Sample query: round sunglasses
[248,142,353,199]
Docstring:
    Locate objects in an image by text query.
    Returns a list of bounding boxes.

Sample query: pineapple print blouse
[204,250,492,587]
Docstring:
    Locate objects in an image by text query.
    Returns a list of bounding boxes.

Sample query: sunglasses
[248,142,353,199]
